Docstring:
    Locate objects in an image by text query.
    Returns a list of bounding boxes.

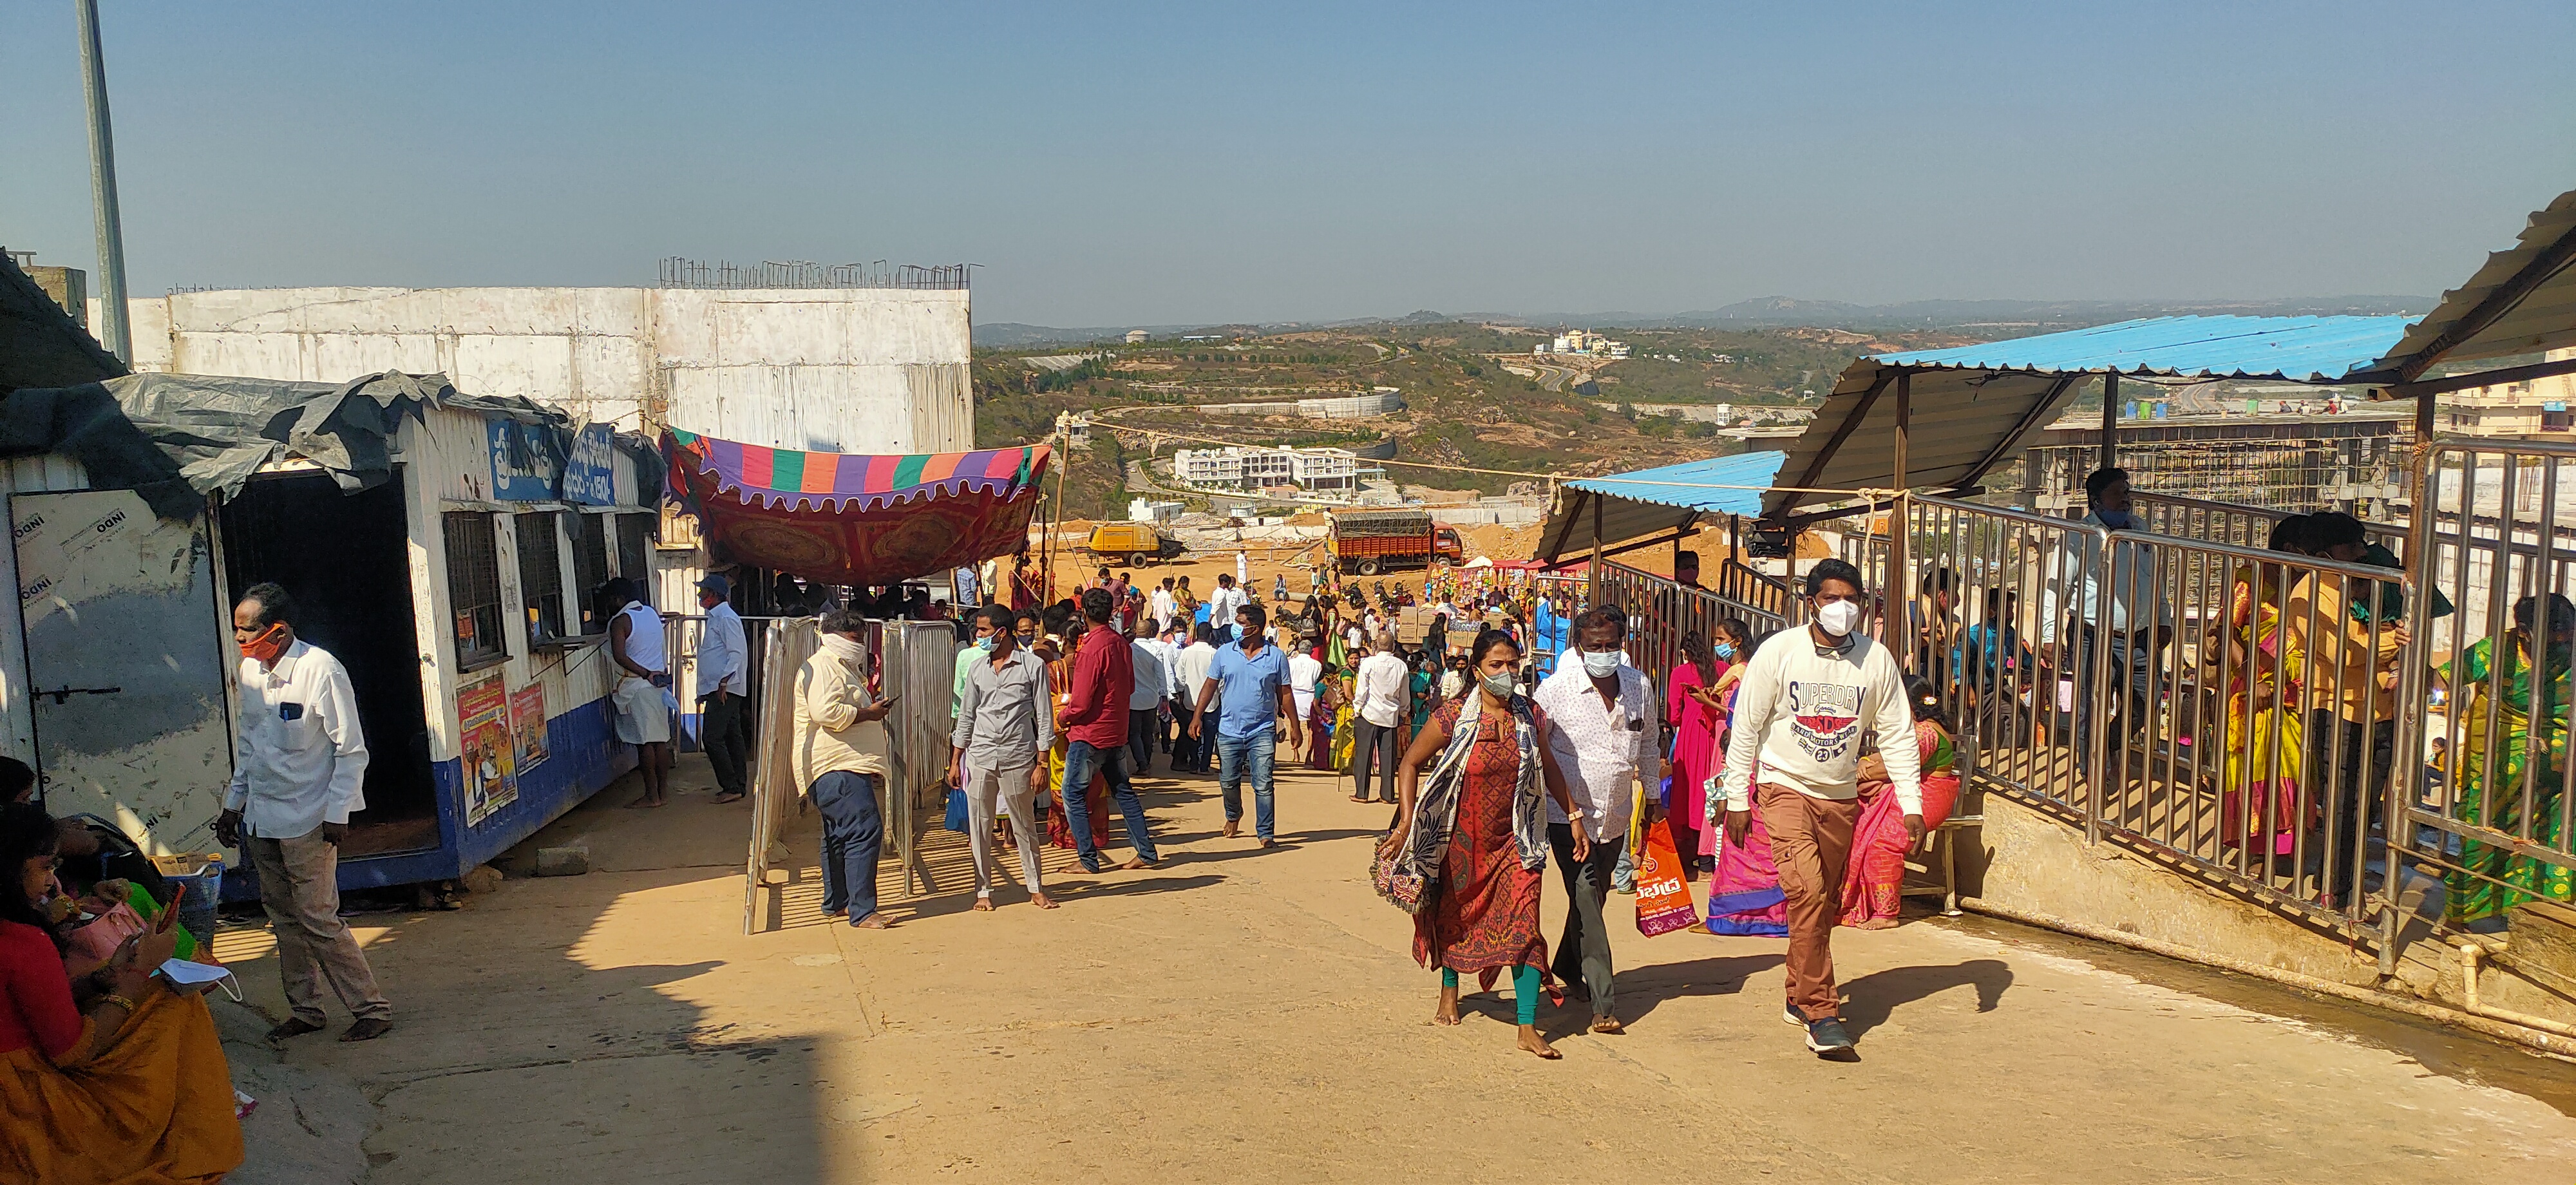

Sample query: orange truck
[1326,508,1464,575]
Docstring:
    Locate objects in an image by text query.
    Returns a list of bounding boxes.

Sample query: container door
[14,489,234,855]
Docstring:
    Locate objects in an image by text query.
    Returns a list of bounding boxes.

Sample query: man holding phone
[216,583,392,1042]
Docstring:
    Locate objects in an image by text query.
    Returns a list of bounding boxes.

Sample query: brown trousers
[1758,782,1861,1021]
[247,830,392,1024]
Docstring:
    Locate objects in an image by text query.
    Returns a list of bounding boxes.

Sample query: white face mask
[1580,649,1623,678]
[1814,600,1862,638]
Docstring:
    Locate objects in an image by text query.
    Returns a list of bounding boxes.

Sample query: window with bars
[571,512,610,634]
[443,512,507,668]
[615,512,656,586]
[516,511,567,643]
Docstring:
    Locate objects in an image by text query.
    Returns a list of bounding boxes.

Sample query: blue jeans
[1061,739,1159,871]
[812,771,883,923]
[1217,730,1278,840]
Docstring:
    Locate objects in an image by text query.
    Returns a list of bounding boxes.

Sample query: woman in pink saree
[1841,675,1962,929]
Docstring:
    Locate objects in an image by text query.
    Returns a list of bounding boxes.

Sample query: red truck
[1327,508,1465,575]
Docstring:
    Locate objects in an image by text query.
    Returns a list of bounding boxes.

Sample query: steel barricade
[2134,491,2410,556]
[2407,438,2576,926]
[1905,493,2417,942]
[744,616,819,934]
[1591,561,1789,683]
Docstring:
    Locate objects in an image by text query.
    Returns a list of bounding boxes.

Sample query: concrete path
[215,756,2576,1184]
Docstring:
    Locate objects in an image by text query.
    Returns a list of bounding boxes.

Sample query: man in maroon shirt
[1059,587,1161,872]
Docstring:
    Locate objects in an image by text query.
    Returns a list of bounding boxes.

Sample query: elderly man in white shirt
[694,573,752,804]
[1348,632,1410,804]
[1531,603,1663,1034]
[215,583,392,1043]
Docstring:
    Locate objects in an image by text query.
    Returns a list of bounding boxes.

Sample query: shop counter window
[442,511,507,670]
[571,511,611,634]
[615,511,658,585]
[515,511,567,645]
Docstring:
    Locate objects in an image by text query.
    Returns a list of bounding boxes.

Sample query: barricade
[1904,493,2419,942]
[2407,439,2576,925]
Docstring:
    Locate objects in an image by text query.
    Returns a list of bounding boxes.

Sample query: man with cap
[696,573,751,804]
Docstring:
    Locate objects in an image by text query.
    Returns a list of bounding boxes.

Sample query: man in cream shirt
[216,583,392,1042]
[1719,558,1922,1058]
[797,608,899,928]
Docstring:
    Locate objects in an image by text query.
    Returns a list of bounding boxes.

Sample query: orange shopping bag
[1633,813,1700,936]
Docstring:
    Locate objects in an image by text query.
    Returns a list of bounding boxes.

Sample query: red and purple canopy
[663,430,1051,585]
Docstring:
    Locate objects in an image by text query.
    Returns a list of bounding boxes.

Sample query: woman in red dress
[1388,629,1582,1059]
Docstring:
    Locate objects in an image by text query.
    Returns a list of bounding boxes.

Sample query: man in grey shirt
[950,603,1057,910]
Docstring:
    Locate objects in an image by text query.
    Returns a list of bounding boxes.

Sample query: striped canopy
[663,428,1051,513]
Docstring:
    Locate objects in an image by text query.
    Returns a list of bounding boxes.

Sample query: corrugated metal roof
[2373,187,2576,374]
[1761,314,2417,518]
[1877,314,2412,383]
[1539,451,1783,561]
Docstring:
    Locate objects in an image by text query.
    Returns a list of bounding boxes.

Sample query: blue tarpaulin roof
[1873,314,2414,383]
[1541,451,1785,561]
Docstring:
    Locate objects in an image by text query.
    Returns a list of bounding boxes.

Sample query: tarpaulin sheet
[0,370,581,520]
[663,429,1052,585]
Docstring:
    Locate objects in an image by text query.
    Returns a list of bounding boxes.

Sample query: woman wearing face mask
[2438,592,2576,927]
[1387,630,1582,1059]
[1662,631,1723,878]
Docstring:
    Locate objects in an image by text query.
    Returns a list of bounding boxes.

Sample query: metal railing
[1905,493,2420,945]
[2406,439,2576,922]
[2133,491,2409,556]
[1592,562,1792,682]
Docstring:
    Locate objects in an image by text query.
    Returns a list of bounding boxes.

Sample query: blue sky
[1,1,2569,327]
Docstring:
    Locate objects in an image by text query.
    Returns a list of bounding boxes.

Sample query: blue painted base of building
[220,697,638,901]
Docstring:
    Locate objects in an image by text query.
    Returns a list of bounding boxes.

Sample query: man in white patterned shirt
[1533,604,1664,1035]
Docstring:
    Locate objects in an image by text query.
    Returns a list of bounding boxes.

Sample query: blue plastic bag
[943,788,969,833]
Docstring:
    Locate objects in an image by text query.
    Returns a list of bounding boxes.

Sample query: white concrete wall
[104,286,974,455]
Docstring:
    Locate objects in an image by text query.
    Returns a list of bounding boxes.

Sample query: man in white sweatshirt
[1719,558,1922,1057]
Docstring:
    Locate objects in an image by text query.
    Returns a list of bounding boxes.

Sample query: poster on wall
[509,683,551,775]
[459,674,520,827]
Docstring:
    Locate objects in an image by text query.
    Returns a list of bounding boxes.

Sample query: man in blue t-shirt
[1186,600,1305,846]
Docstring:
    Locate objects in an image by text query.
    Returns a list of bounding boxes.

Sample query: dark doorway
[218,471,440,857]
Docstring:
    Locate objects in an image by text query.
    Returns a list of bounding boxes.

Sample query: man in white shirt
[1128,629,1170,773]
[215,583,392,1042]
[1349,632,1410,804]
[1719,558,1922,1057]
[799,608,900,928]
[1206,574,1245,645]
[2038,466,2173,770]
[607,577,674,808]
[1532,605,1663,1035]
[1173,624,1219,773]
[694,573,751,804]
[1285,636,1325,763]
[1151,578,1178,636]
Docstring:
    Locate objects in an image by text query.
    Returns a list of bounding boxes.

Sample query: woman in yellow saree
[2441,592,2576,925]
[2208,521,2308,866]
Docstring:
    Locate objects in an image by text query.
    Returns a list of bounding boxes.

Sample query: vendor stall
[0,370,664,891]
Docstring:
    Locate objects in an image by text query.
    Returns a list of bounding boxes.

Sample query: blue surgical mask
[1716,642,1736,660]
[975,635,996,652]
[2096,508,2135,531]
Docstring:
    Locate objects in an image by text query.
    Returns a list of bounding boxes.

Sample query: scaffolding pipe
[75,0,131,361]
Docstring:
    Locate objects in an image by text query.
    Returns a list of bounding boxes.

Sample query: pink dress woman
[1664,660,1723,871]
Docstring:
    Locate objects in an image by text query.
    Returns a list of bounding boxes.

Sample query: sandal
[710,790,746,804]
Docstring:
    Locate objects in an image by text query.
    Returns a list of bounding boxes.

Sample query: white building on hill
[1173,445,1359,496]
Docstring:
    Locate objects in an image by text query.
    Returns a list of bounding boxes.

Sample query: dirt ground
[209,752,2576,1184]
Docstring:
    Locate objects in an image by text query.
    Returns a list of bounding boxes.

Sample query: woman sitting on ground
[0,801,242,1184]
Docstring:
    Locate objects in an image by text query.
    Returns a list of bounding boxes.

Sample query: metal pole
[1587,491,1604,606]
[2099,372,2119,472]
[75,0,132,362]
[1891,370,1914,668]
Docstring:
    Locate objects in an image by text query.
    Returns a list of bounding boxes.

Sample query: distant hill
[980,295,2437,347]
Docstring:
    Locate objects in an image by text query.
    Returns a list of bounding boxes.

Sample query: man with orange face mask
[216,582,391,1042]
